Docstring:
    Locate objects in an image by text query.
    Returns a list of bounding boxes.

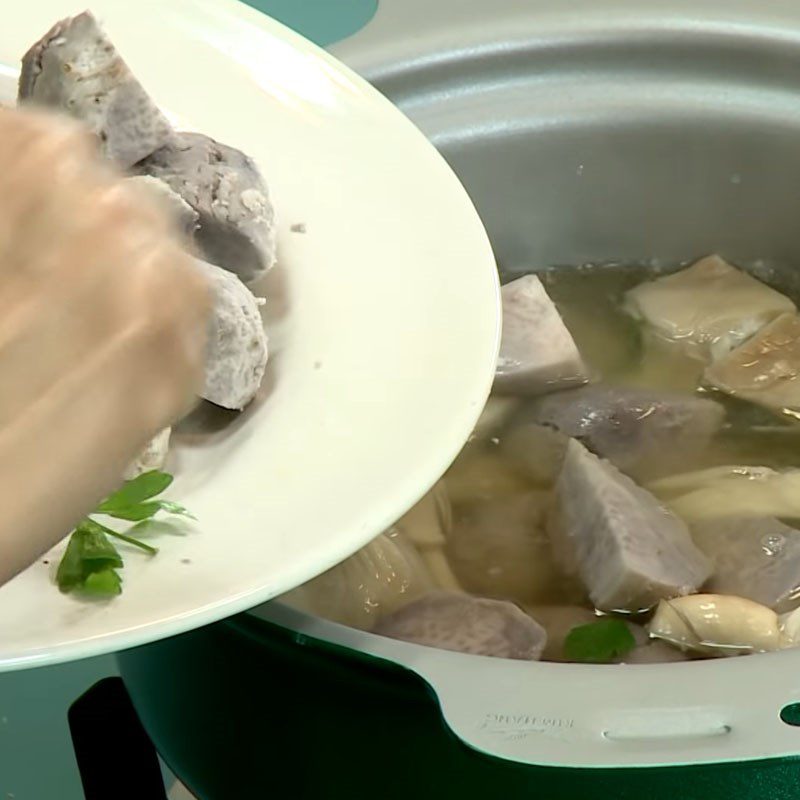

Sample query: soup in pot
[282,255,800,664]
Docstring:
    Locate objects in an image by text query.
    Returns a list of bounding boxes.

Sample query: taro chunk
[18,12,173,169]
[692,516,800,613]
[117,179,266,410]
[524,385,725,478]
[553,439,711,612]
[136,133,277,284]
[494,275,588,395]
[195,260,268,410]
[704,313,800,416]
[374,591,547,660]
[624,255,794,360]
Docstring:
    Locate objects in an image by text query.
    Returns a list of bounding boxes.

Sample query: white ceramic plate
[0,0,499,670]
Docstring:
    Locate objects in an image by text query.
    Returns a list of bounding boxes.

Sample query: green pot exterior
[118,614,800,799]
[241,0,376,47]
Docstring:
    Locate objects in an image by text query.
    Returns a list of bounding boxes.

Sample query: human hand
[0,107,209,585]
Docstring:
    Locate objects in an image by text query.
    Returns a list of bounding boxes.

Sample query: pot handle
[406,652,800,768]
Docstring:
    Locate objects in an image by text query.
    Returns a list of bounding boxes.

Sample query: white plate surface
[0,0,499,670]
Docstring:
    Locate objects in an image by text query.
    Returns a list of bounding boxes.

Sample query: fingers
[0,107,209,432]
[0,107,211,582]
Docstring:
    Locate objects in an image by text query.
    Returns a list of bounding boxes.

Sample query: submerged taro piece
[136,133,277,284]
[691,517,800,613]
[495,274,588,394]
[524,385,726,478]
[553,440,711,612]
[375,591,547,660]
[18,11,173,169]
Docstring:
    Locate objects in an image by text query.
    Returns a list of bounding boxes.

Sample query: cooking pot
[119,1,800,796]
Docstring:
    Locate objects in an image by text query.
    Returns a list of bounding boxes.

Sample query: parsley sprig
[56,471,192,597]
[563,617,636,663]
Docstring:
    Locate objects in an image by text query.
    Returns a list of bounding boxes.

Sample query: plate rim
[0,0,501,671]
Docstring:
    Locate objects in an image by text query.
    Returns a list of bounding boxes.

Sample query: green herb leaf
[100,498,194,522]
[81,568,122,596]
[55,533,89,592]
[101,502,163,521]
[56,523,123,594]
[153,500,195,520]
[88,519,158,556]
[563,618,636,663]
[97,470,173,514]
[55,471,192,598]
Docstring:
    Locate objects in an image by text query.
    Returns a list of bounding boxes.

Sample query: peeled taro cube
[19,11,173,169]
[525,385,725,478]
[135,133,277,284]
[195,259,268,411]
[553,439,711,612]
[494,275,588,395]
[374,591,547,660]
[692,516,800,613]
[121,176,268,411]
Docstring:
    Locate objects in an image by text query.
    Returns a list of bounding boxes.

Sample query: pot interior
[375,25,800,294]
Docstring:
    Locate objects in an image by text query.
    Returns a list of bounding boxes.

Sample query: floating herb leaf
[563,618,636,663]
